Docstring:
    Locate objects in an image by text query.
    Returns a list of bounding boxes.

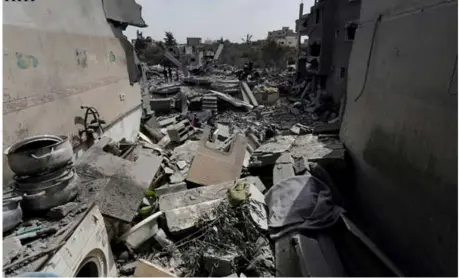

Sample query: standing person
[175,68,180,81]
[168,67,172,83]
[162,67,168,83]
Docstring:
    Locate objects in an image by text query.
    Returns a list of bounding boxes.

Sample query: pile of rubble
[3,61,403,277]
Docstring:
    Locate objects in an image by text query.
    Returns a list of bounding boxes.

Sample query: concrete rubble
[2,31,396,278]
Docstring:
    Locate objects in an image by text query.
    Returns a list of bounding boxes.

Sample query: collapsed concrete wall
[341,0,457,276]
[3,0,143,182]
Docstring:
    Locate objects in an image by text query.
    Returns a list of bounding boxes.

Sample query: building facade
[296,0,361,103]
[3,0,146,183]
[267,27,297,47]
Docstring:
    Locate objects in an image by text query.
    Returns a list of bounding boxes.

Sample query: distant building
[186,37,202,46]
[267,27,298,47]
[296,0,361,103]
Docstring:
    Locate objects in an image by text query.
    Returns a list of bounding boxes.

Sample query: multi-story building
[267,27,298,47]
[296,0,361,103]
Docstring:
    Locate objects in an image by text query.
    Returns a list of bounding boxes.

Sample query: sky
[125,0,314,43]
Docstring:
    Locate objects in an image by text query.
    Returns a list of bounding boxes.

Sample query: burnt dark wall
[341,0,458,276]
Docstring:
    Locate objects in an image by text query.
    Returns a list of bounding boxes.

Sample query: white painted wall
[3,0,142,182]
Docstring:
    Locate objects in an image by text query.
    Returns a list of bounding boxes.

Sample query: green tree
[164,31,177,47]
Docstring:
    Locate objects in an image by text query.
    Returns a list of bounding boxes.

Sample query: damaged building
[296,0,361,103]
[2,0,457,277]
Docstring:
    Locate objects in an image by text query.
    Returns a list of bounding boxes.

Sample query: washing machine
[41,205,117,277]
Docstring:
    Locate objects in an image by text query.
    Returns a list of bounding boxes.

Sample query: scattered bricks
[154,182,188,196]
[290,123,312,135]
[202,95,218,113]
[150,98,173,113]
[203,248,239,276]
[312,122,340,135]
[47,202,78,219]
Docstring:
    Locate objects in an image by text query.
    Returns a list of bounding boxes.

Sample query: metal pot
[3,196,23,232]
[18,170,79,211]
[6,135,74,176]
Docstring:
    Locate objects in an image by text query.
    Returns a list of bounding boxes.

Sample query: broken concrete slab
[120,211,163,250]
[216,124,230,141]
[154,182,188,196]
[187,129,247,186]
[209,90,253,110]
[289,135,345,168]
[176,160,187,170]
[248,184,268,231]
[3,237,22,265]
[46,202,78,219]
[150,98,173,112]
[159,179,236,211]
[164,199,222,234]
[75,138,162,223]
[203,248,238,276]
[290,123,312,135]
[273,152,295,186]
[241,81,258,106]
[249,136,296,167]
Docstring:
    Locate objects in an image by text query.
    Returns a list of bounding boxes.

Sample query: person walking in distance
[162,67,168,83]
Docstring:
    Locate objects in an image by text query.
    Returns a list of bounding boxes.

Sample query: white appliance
[41,205,117,277]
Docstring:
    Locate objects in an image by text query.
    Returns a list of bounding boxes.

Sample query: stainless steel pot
[5,135,74,176]
[3,196,23,232]
[18,170,79,211]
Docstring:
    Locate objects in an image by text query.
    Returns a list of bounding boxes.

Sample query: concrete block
[250,136,296,167]
[155,182,188,196]
[76,140,162,223]
[203,248,238,276]
[289,135,345,170]
[216,124,230,141]
[187,128,247,186]
[273,153,295,185]
[3,237,22,265]
[47,202,78,219]
[159,180,235,211]
[164,199,222,234]
[150,98,173,112]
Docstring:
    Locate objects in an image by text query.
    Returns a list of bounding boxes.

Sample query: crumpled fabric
[265,173,344,240]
